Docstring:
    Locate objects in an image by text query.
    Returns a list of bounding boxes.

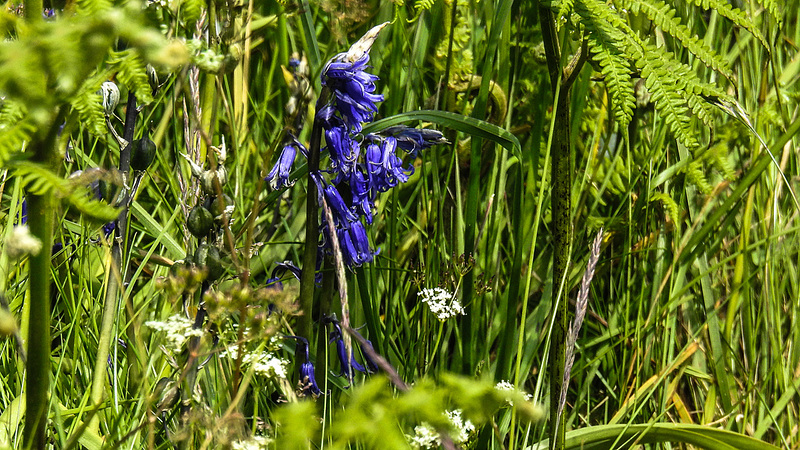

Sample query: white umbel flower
[5,225,42,260]
[145,314,203,351]
[407,409,475,449]
[418,288,464,320]
[221,347,289,380]
[495,380,533,405]
[231,435,272,450]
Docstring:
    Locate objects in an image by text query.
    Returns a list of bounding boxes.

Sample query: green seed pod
[131,137,157,171]
[187,205,214,238]
[195,244,223,281]
[210,194,234,221]
[169,259,192,277]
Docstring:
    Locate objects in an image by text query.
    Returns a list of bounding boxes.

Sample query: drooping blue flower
[351,329,379,373]
[266,136,306,190]
[320,178,359,226]
[324,125,361,175]
[373,125,450,157]
[320,54,383,133]
[364,136,413,193]
[325,319,366,383]
[287,336,321,396]
[347,170,374,224]
[338,220,376,267]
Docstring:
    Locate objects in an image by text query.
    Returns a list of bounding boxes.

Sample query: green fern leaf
[70,73,108,136]
[0,101,35,168]
[616,0,733,79]
[585,35,636,129]
[684,159,712,194]
[576,2,636,129]
[107,50,153,106]
[415,0,436,11]
[688,0,769,50]
[758,0,782,28]
[578,0,706,148]
[559,0,577,20]
[10,160,120,222]
[650,192,680,221]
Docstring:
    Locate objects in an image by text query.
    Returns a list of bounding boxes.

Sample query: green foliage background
[0,0,799,448]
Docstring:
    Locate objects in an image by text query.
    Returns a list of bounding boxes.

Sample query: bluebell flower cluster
[265,23,448,269]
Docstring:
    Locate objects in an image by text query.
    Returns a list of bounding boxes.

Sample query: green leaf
[531,423,780,450]
[363,110,522,161]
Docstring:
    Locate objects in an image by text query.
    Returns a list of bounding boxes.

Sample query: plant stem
[539,3,575,449]
[23,109,63,450]
[297,108,324,341]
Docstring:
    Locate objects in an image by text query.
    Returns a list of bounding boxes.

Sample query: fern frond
[70,73,108,136]
[707,142,736,181]
[758,0,782,28]
[578,0,707,148]
[415,0,436,11]
[651,52,726,129]
[577,1,636,129]
[559,0,577,22]
[683,159,712,194]
[616,0,733,79]
[584,35,636,129]
[688,0,769,50]
[0,101,35,168]
[107,50,153,105]
[650,192,680,221]
[10,160,120,222]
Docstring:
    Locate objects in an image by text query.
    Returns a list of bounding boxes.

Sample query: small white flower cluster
[495,380,533,406]
[5,225,42,260]
[407,409,475,449]
[231,435,272,450]
[418,288,464,321]
[221,346,289,380]
[145,314,204,351]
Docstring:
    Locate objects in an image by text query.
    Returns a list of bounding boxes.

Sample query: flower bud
[99,81,120,116]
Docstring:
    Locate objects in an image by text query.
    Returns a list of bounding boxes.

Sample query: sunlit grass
[0,0,799,448]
